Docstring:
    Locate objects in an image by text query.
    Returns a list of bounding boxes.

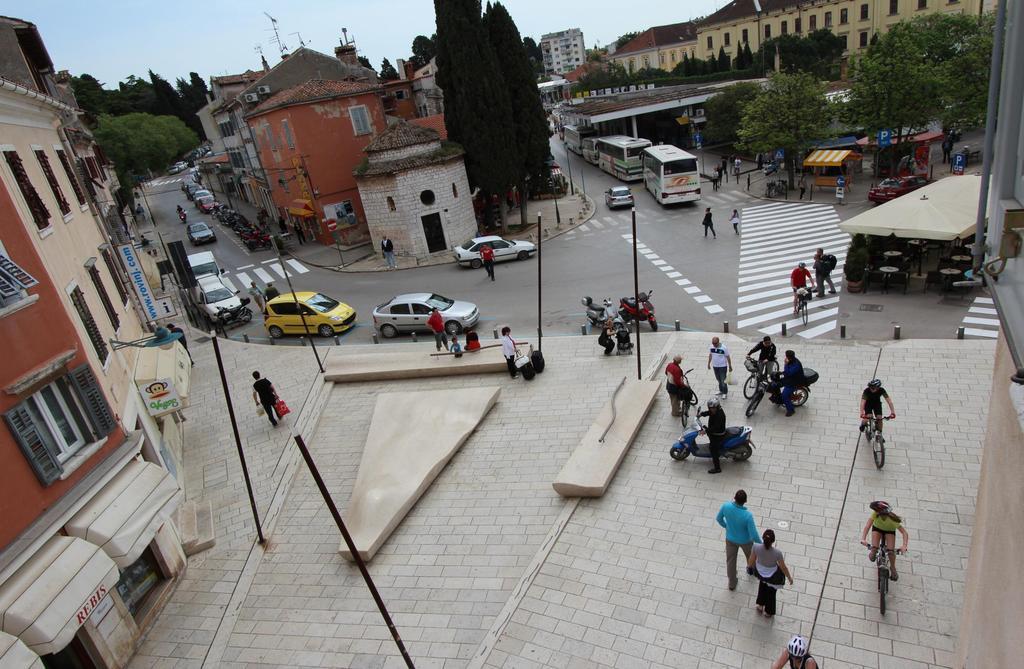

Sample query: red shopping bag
[274,398,291,417]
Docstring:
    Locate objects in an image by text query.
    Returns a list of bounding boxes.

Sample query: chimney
[401,59,415,80]
[262,54,270,72]
[335,42,359,66]
[396,58,408,80]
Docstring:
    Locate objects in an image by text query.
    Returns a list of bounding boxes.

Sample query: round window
[420,189,435,205]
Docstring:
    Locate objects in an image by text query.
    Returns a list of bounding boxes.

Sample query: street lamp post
[631,208,641,381]
[272,234,325,374]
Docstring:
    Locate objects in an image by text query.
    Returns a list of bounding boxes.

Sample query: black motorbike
[214,297,253,328]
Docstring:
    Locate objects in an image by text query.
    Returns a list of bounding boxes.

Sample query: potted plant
[844,234,869,293]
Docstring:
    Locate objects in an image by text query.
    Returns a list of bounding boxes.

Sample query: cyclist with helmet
[860,378,896,433]
[698,397,726,474]
[771,635,818,669]
[790,262,815,314]
[860,500,909,580]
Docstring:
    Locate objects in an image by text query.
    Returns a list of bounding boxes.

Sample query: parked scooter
[582,296,618,327]
[215,298,253,327]
[669,413,755,462]
[619,290,657,331]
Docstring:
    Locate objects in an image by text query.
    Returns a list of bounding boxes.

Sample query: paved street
[129,332,989,669]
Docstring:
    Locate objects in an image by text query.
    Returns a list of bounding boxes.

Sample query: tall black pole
[631,208,641,380]
[273,239,324,373]
[537,212,542,352]
[292,435,415,668]
[211,334,265,544]
[564,148,575,196]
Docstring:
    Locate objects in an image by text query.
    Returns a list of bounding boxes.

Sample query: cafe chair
[865,270,887,293]
[924,271,943,293]
[888,271,909,294]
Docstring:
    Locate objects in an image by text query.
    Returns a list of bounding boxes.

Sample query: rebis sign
[138,378,182,417]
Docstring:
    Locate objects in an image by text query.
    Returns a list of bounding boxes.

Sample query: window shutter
[69,286,109,363]
[35,150,70,215]
[4,404,62,485]
[87,262,120,331]
[56,149,87,205]
[100,247,128,303]
[68,363,116,437]
[3,150,51,229]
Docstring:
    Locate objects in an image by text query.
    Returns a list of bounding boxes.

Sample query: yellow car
[264,292,357,338]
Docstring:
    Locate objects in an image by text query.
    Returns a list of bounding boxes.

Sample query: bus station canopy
[803,149,854,167]
[838,175,980,241]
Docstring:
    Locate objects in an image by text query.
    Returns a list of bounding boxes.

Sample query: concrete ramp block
[553,378,661,498]
[324,345,531,384]
[341,386,501,561]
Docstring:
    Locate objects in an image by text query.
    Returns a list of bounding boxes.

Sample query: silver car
[372,293,479,338]
[605,186,634,209]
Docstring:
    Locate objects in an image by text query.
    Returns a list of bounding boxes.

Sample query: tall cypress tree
[483,2,550,226]
[435,0,516,230]
[718,46,731,71]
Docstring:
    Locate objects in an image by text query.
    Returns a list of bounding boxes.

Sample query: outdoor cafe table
[951,254,972,263]
[879,266,900,292]
[940,267,963,291]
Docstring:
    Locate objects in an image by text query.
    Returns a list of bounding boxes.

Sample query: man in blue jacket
[716,489,762,590]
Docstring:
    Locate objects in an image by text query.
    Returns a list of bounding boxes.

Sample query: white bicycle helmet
[707,397,720,409]
[788,635,808,657]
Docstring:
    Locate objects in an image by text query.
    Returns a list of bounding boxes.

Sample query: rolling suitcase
[531,350,546,373]
[514,353,536,380]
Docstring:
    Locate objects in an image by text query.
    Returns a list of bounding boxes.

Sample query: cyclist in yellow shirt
[860,501,909,580]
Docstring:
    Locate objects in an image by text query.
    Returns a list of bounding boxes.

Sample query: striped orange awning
[803,149,854,167]
[288,199,315,217]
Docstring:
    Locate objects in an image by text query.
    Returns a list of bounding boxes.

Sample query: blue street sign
[693,132,703,148]
[952,152,966,175]
[877,129,892,148]
[836,175,846,188]
[774,148,785,162]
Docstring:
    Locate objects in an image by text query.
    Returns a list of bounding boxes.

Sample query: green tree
[110,75,156,116]
[717,46,730,71]
[175,72,209,140]
[572,62,630,93]
[93,112,198,193]
[435,0,517,231]
[522,36,544,74]
[70,74,109,118]
[737,72,831,186]
[704,81,761,144]
[409,34,438,69]
[484,2,551,225]
[357,55,372,70]
[380,58,401,81]
[705,54,718,74]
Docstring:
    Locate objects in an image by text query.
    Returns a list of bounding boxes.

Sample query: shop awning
[288,199,315,217]
[803,149,854,167]
[839,174,980,240]
[65,460,182,568]
[0,632,41,669]
[0,536,119,655]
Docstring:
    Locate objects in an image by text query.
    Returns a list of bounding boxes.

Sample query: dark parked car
[868,175,929,204]
[187,222,217,245]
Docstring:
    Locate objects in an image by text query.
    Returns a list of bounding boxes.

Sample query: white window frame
[350,106,372,136]
[30,381,87,461]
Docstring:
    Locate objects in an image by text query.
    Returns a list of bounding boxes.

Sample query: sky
[5,0,725,88]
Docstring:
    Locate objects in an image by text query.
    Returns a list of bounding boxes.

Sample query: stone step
[176,500,216,556]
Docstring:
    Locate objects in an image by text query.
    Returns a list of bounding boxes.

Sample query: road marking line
[738,286,793,303]
[675,278,691,286]
[739,255,846,278]
[963,327,998,338]
[694,295,712,303]
[590,220,605,229]
[234,271,252,286]
[758,307,839,335]
[739,277,798,293]
[254,268,274,282]
[797,320,838,339]
[286,258,309,274]
[963,316,1000,326]
[739,230,849,253]
[737,242,849,269]
[236,264,255,270]
[579,224,590,232]
[261,258,277,264]
[968,306,997,315]
[705,304,724,314]
[220,276,237,292]
[644,253,659,259]
[976,297,994,304]
[651,259,667,266]
[666,271,682,278]
[737,297,841,327]
[684,286,701,294]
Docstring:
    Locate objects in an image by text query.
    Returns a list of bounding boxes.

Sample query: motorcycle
[582,296,619,327]
[619,290,657,331]
[215,297,253,327]
[242,232,272,251]
[178,210,187,224]
[670,415,755,462]
[745,365,819,418]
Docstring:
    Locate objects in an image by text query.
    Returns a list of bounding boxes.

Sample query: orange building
[245,79,388,247]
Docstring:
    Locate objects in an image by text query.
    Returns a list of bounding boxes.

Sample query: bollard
[243,334,250,343]
[493,327,499,340]
[411,331,417,343]
[372,333,380,344]
[333,336,340,345]
[894,325,901,340]
[746,174,751,191]
[957,326,965,340]
[840,324,847,339]
[675,319,681,331]
[270,337,275,345]
[580,324,587,335]
[723,321,729,333]
[301,337,308,347]
[781,322,788,337]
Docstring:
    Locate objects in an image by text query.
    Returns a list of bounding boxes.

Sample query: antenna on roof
[254,44,263,57]
[264,12,288,56]
[290,32,308,47]
[341,27,355,46]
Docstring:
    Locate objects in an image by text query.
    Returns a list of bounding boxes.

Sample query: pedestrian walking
[248,281,265,311]
[664,355,687,417]
[712,166,721,191]
[698,397,726,474]
[730,209,741,235]
[707,336,731,398]
[798,174,807,200]
[427,307,449,352]
[251,371,281,427]
[720,155,729,182]
[278,216,288,235]
[702,207,716,239]
[135,203,145,221]
[941,134,954,164]
[733,156,741,179]
[381,236,397,270]
[500,326,518,378]
[293,222,306,245]
[813,247,837,296]
[264,281,280,301]
[756,152,764,170]
[166,323,193,366]
[480,243,495,281]
[716,489,762,590]
[747,529,793,617]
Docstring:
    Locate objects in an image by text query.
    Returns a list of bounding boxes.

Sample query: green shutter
[4,404,62,485]
[68,364,116,437]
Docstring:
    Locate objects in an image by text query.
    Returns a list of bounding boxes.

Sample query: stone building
[355,120,476,259]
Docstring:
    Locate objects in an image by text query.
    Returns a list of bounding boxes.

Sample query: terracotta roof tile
[615,21,696,56]
[410,114,447,140]
[700,0,798,28]
[249,79,379,114]
[365,119,440,152]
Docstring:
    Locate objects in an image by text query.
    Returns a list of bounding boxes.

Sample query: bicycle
[861,541,903,614]
[862,415,894,468]
[794,289,812,326]
[677,368,698,423]
[742,357,778,400]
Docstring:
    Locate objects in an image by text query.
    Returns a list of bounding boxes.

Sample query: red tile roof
[700,0,798,28]
[563,62,604,83]
[248,79,380,115]
[410,114,447,140]
[615,22,697,56]
[211,70,262,85]
[365,119,439,152]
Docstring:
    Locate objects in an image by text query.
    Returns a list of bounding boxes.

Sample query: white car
[453,235,536,269]
[192,275,243,319]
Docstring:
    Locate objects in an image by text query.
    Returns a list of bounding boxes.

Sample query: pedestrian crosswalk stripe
[286,258,309,274]
[963,327,998,338]
[666,271,682,278]
[740,261,845,285]
[740,226,846,248]
[963,316,1000,326]
[590,220,605,229]
[976,297,994,304]
[659,265,674,271]
[738,254,846,277]
[220,276,237,292]
[651,259,667,266]
[705,305,724,314]
[579,224,590,232]
[739,240,848,265]
[234,271,251,287]
[968,306,997,315]
[759,307,839,336]
[644,253,660,259]
[738,296,841,328]
[684,286,701,294]
[738,286,793,303]
[743,201,831,214]
[254,267,274,283]
[694,295,712,303]
[797,320,839,339]
[742,204,834,219]
[237,263,255,270]
[675,278,691,286]
[261,258,277,264]
[738,277,798,293]
[741,214,842,235]
[740,232,848,256]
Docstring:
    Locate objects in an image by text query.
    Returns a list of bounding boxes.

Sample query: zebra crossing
[735,201,848,339]
[146,177,184,187]
[960,296,999,339]
[565,189,756,239]
[219,258,310,293]
[621,233,724,314]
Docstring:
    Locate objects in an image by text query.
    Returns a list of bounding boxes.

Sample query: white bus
[642,145,702,204]
[595,136,653,182]
[581,137,599,165]
[563,125,595,155]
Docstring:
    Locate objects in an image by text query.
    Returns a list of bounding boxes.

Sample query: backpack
[824,254,837,272]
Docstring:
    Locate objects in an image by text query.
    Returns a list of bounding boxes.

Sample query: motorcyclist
[746,335,777,377]
[859,378,896,433]
[698,397,725,474]
[769,350,804,417]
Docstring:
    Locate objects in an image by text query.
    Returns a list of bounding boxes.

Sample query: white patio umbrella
[839,174,981,241]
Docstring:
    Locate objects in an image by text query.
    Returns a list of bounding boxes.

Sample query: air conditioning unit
[257,85,271,94]
[244,93,259,102]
